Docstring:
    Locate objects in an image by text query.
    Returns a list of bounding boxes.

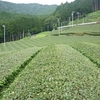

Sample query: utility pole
[47,25,49,31]
[82,12,85,24]
[72,11,74,27]
[61,23,62,33]
[77,12,79,25]
[2,25,5,46]
[83,18,85,25]
[69,17,70,24]
[57,18,60,35]
[23,29,24,38]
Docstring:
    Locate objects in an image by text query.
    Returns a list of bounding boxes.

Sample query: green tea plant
[70,42,100,66]
[0,36,100,52]
[0,47,40,82]
[35,31,51,38]
[2,45,100,100]
[61,23,100,36]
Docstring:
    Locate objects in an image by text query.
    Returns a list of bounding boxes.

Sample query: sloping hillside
[0,1,57,15]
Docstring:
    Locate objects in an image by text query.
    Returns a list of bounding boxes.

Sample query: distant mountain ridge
[0,0,57,15]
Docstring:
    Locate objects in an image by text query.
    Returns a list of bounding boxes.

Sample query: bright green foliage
[72,10,100,24]
[0,47,40,82]
[35,31,51,38]
[2,45,100,99]
[0,36,100,52]
[0,0,100,99]
[86,10,100,22]
[61,23,100,36]
[0,36,100,99]
[70,42,100,66]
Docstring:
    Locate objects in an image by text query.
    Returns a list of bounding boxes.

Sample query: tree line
[0,1,57,15]
[0,16,46,43]
[92,0,100,11]
[0,0,100,43]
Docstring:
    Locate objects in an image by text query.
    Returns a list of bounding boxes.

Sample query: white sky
[2,0,75,5]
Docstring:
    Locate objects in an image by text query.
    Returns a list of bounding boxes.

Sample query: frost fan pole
[72,11,74,27]
[57,19,60,35]
[2,25,5,46]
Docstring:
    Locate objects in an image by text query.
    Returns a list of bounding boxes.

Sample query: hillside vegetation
[72,10,100,24]
[86,10,100,22]
[61,23,100,36]
[0,0,100,99]
[0,1,57,15]
[0,36,100,99]
[0,0,100,43]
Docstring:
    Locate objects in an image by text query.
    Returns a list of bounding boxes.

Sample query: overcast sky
[2,0,75,5]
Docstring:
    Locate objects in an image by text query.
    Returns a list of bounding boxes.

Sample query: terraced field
[0,47,40,81]
[70,42,100,66]
[0,36,100,99]
[61,23,100,36]
[0,36,100,52]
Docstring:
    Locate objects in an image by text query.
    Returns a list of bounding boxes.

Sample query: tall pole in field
[2,25,5,46]
[77,12,79,25]
[83,18,85,24]
[61,23,62,33]
[57,18,60,35]
[72,11,74,27]
[69,17,70,24]
[23,29,24,38]
[82,12,85,25]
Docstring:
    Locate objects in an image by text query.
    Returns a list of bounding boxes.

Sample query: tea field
[0,35,100,99]
[70,42,100,66]
[61,23,100,36]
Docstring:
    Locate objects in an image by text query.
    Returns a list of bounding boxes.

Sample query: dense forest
[45,0,93,27]
[0,1,57,15]
[0,15,45,42]
[0,0,100,43]
[92,0,100,11]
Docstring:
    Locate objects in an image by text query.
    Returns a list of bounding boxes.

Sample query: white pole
[57,19,60,35]
[72,13,73,27]
[72,11,74,27]
[77,12,79,25]
[83,18,85,24]
[61,23,62,33]
[69,17,70,24]
[2,25,5,46]
[23,29,24,38]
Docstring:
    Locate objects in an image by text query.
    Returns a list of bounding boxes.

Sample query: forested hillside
[0,0,100,43]
[0,12,23,22]
[0,15,45,43]
[0,0,57,15]
[44,0,100,31]
[53,0,92,20]
[92,0,100,11]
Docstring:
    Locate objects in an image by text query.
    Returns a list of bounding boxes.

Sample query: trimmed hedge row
[70,42,100,67]
[2,45,100,100]
[0,49,41,98]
